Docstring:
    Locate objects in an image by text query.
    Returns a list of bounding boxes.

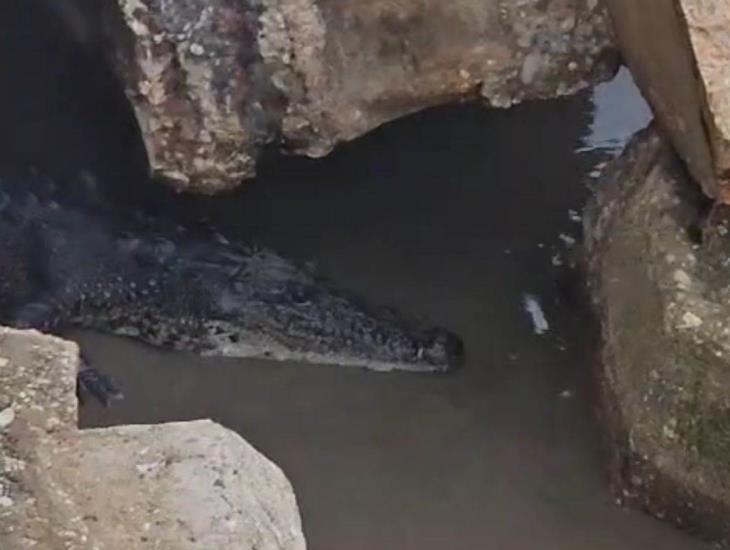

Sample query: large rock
[44,421,306,549]
[605,0,730,203]
[0,327,306,549]
[92,0,617,192]
[584,125,730,545]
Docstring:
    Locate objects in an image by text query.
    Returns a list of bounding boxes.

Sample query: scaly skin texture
[0,177,463,375]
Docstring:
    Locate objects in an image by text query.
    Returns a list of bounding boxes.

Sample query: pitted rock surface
[585,125,730,545]
[0,327,306,549]
[95,0,617,191]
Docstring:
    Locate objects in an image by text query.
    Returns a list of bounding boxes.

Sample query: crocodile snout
[421,328,464,372]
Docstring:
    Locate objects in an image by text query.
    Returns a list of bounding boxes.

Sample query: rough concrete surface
[96,0,617,192]
[584,125,730,545]
[605,0,730,203]
[0,327,306,549]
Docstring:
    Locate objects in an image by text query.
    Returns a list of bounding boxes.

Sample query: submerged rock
[86,0,617,192]
[0,326,306,549]
[584,125,730,545]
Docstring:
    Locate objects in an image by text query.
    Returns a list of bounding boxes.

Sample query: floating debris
[558,233,577,248]
[523,294,549,335]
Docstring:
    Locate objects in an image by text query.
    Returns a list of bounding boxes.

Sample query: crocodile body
[0,177,463,377]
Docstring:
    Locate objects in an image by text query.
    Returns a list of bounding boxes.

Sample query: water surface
[74,83,704,549]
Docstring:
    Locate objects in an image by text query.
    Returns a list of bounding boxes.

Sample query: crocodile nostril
[423,329,464,372]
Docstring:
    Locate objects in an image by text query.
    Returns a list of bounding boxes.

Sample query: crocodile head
[1,181,464,374]
[124,238,464,373]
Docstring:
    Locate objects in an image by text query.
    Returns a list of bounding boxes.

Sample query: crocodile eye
[151,237,176,263]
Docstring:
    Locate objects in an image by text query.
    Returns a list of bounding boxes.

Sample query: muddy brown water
[0,4,710,548]
[74,82,702,548]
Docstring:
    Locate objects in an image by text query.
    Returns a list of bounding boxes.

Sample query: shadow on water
[0,3,709,549]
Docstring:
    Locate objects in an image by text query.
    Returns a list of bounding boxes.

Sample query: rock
[0,407,15,430]
[92,0,617,192]
[0,328,85,549]
[680,2,730,201]
[584,125,730,545]
[46,421,306,550]
[0,327,306,549]
[605,0,730,203]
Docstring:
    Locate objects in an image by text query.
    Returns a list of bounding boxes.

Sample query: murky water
[72,84,699,549]
[0,4,708,548]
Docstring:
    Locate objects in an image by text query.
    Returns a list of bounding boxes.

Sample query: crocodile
[0,176,463,404]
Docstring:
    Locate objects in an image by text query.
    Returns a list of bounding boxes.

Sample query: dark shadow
[0,1,148,204]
